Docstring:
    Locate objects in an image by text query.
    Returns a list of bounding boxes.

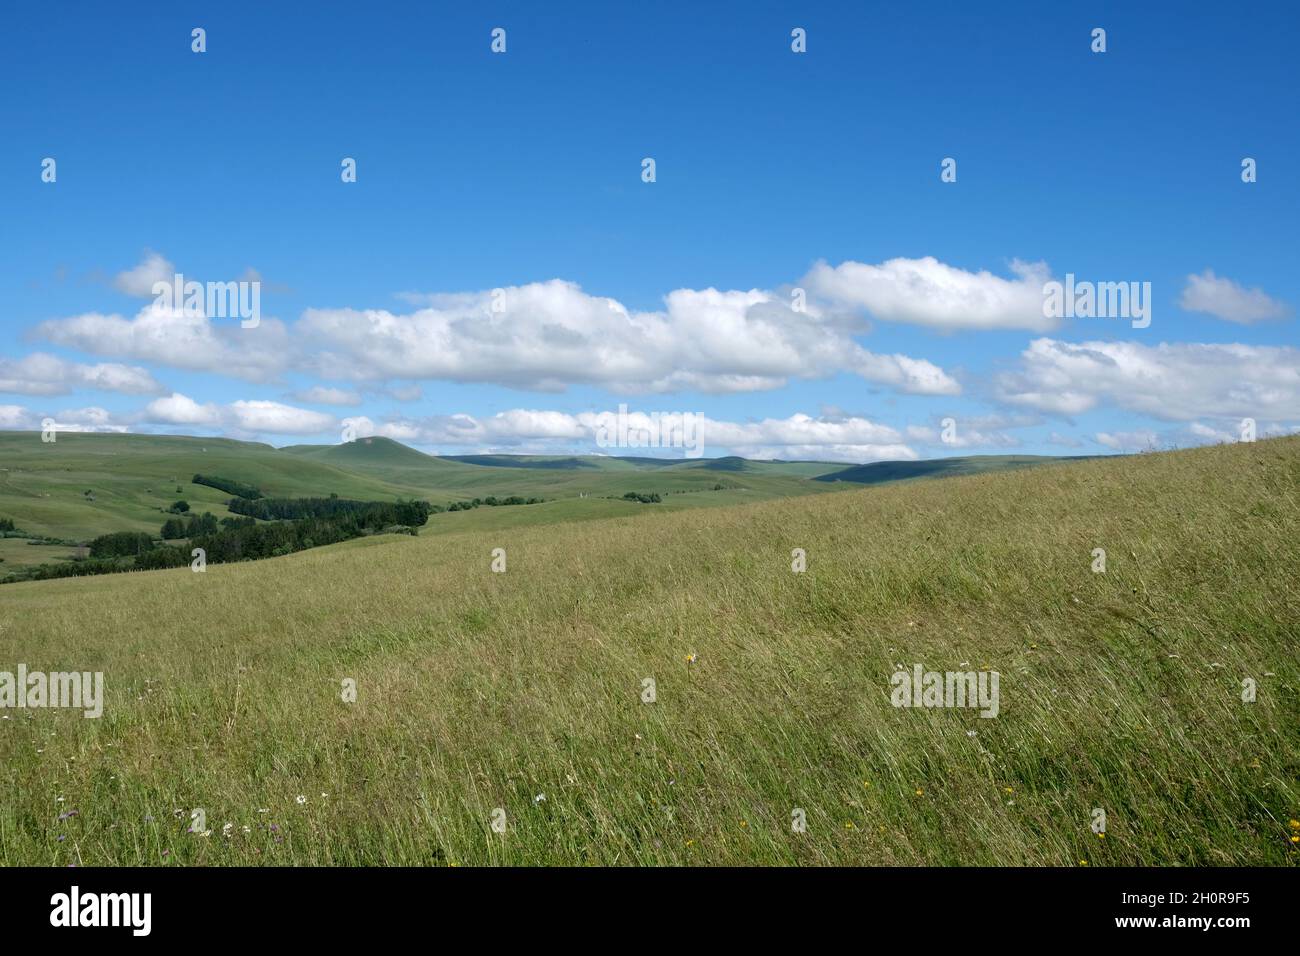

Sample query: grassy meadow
[0,431,850,546]
[0,435,1297,865]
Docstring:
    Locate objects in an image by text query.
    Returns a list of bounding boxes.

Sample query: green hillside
[0,436,1296,865]
[0,432,845,545]
[0,431,411,539]
[815,454,1092,485]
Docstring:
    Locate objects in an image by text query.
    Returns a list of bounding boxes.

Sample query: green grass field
[0,431,1066,545]
[1,435,1296,865]
[0,432,849,543]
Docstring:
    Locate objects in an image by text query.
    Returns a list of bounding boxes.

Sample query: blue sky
[1,0,1296,461]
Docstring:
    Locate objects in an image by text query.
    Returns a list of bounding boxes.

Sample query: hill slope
[815,454,1091,485]
[1,436,1296,865]
[0,433,848,542]
[0,431,412,539]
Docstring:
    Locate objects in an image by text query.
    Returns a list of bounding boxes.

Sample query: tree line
[440,495,544,513]
[192,474,264,499]
[226,496,433,525]
[2,498,434,585]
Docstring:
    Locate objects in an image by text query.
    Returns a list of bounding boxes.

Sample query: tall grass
[1,437,1297,865]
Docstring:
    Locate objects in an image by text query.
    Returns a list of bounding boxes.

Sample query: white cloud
[1095,430,1159,452]
[0,405,30,428]
[227,400,335,434]
[1186,421,1237,443]
[144,393,222,426]
[36,307,290,382]
[1046,432,1084,448]
[1179,270,1290,324]
[113,251,176,297]
[142,393,334,435]
[350,408,914,463]
[0,353,163,396]
[803,256,1057,332]
[299,280,959,396]
[0,404,128,434]
[996,338,1300,421]
[42,260,959,396]
[292,386,362,406]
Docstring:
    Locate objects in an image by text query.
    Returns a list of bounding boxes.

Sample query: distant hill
[815,454,1094,485]
[282,435,448,468]
[443,455,604,470]
[0,431,1097,542]
[5,434,1296,865]
[0,432,840,540]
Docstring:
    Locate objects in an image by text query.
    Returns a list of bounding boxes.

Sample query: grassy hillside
[0,432,842,545]
[816,454,1091,485]
[0,432,414,539]
[1,436,1296,866]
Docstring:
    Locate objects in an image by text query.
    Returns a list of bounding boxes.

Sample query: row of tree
[622,492,663,503]
[441,495,544,512]
[160,512,224,539]
[4,499,435,585]
[227,496,433,526]
[192,474,264,499]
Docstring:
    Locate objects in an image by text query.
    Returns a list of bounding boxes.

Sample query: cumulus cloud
[35,307,290,382]
[0,405,30,428]
[113,251,177,297]
[144,393,222,426]
[142,393,335,435]
[227,400,334,434]
[0,404,128,433]
[803,256,1057,332]
[996,338,1300,421]
[299,280,958,396]
[0,394,338,439]
[1186,421,1238,444]
[38,266,959,396]
[347,408,915,463]
[903,413,1028,449]
[1179,270,1290,324]
[1095,430,1159,452]
[0,353,163,396]
[291,386,362,406]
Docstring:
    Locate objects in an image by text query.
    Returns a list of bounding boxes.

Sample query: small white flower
[534,793,546,803]
[295,795,307,805]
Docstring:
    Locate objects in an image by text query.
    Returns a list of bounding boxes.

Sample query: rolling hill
[0,435,1295,865]
[814,454,1096,485]
[5,433,1062,546]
